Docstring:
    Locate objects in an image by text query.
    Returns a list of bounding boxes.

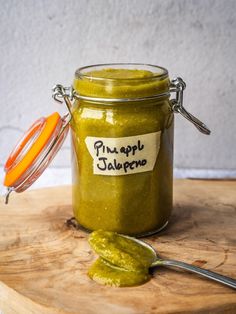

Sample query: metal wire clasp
[52,81,211,135]
[52,84,74,121]
[170,77,211,135]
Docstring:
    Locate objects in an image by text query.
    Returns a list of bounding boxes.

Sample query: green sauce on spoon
[88,230,155,287]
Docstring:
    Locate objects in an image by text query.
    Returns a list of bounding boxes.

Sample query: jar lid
[3,112,69,203]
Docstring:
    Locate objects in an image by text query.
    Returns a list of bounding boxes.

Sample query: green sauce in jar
[71,64,173,236]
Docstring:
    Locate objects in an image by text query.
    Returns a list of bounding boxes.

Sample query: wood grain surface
[0,180,235,314]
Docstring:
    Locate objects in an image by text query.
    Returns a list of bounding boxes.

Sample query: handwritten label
[85,132,161,176]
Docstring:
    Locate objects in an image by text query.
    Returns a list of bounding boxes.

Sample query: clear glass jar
[70,63,174,236]
[3,63,210,236]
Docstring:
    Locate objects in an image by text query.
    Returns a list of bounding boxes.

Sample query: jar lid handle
[170,77,211,135]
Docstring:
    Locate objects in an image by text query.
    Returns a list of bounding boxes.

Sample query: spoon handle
[161,259,236,289]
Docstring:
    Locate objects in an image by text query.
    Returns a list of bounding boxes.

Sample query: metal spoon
[124,235,236,289]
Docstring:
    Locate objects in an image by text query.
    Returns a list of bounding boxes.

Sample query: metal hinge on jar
[52,78,211,135]
[170,77,211,135]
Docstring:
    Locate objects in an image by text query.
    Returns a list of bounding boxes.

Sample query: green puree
[73,68,170,98]
[88,258,150,287]
[88,230,155,287]
[71,66,173,236]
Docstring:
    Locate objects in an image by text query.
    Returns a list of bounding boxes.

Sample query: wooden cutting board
[0,180,235,314]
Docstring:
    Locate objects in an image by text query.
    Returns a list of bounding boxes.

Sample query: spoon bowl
[122,235,236,289]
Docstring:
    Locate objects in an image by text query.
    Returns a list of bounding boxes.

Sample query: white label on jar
[85,132,161,176]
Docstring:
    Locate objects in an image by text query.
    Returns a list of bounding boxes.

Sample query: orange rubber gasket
[4,117,46,172]
[4,112,61,187]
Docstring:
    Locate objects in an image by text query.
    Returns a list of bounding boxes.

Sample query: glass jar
[3,63,210,237]
[71,64,173,236]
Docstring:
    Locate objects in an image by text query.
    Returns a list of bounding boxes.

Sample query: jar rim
[75,63,169,82]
